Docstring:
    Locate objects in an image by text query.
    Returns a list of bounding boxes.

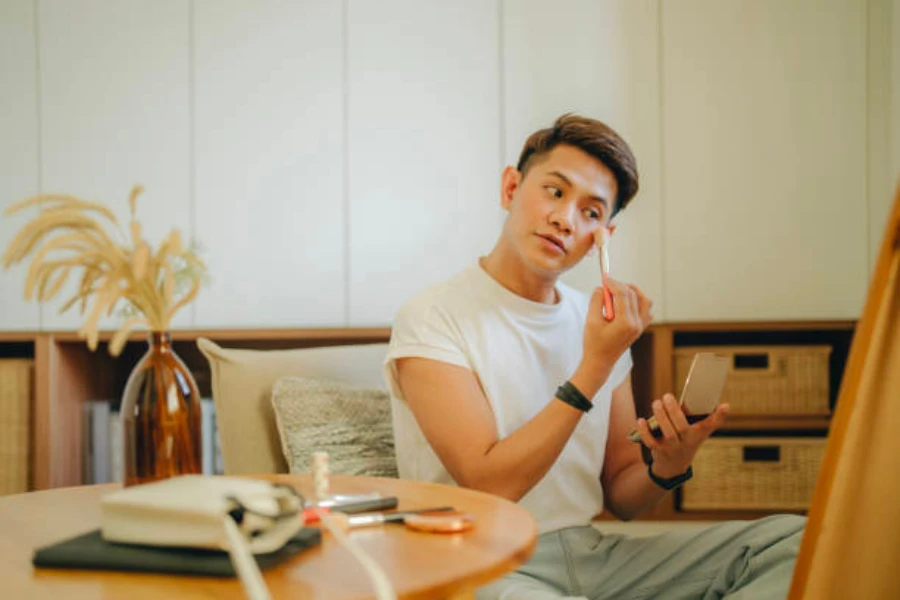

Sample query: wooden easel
[789,185,900,599]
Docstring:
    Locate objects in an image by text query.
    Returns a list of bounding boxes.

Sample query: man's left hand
[636,395,729,478]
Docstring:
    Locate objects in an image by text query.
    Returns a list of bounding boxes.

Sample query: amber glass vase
[121,332,202,486]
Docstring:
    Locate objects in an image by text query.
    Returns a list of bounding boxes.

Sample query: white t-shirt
[383,262,633,534]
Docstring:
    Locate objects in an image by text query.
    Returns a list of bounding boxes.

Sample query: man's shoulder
[394,267,476,324]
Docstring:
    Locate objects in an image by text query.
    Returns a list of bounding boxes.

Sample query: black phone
[329,496,398,513]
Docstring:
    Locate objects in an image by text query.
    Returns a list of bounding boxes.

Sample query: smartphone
[627,352,730,443]
[327,496,399,513]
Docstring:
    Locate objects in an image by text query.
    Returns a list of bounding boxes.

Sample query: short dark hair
[516,114,639,216]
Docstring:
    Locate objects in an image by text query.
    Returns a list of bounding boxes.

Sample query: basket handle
[729,351,780,376]
[742,445,782,465]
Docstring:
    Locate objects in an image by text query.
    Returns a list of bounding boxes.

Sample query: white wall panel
[38,0,191,330]
[347,0,502,325]
[662,0,868,321]
[894,0,900,192]
[193,0,345,328]
[0,0,41,331]
[868,0,896,270]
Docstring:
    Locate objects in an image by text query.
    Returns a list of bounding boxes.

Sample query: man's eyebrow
[547,170,610,209]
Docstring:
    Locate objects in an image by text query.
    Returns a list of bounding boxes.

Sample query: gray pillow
[271,376,398,478]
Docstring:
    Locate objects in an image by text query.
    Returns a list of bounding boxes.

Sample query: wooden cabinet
[661,0,869,322]
[346,0,502,326]
[502,0,666,317]
[610,320,854,521]
[37,0,192,330]
[192,0,345,328]
[0,0,40,332]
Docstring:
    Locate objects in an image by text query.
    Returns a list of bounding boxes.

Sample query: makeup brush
[594,227,614,321]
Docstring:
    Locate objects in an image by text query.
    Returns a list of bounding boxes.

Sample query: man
[383,114,804,599]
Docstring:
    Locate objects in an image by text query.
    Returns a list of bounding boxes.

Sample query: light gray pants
[477,514,805,600]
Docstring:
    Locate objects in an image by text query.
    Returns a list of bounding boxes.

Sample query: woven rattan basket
[680,437,826,511]
[674,345,831,415]
[0,359,33,496]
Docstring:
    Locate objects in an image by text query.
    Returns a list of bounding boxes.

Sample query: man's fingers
[628,284,654,325]
[693,403,730,441]
[665,394,690,436]
[637,418,661,449]
[606,278,643,332]
[624,285,641,325]
[652,399,679,441]
[606,279,636,313]
[707,403,730,430]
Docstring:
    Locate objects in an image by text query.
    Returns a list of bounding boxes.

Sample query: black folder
[33,527,321,577]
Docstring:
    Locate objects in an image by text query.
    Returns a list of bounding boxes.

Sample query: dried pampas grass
[2,185,206,356]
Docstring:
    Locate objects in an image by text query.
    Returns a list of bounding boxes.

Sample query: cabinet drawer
[680,437,826,511]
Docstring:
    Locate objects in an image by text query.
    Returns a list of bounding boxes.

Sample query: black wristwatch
[647,462,693,490]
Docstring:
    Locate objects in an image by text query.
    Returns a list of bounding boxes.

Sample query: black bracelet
[555,381,593,413]
[647,462,693,490]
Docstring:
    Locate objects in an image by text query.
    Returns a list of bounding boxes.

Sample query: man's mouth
[537,234,566,253]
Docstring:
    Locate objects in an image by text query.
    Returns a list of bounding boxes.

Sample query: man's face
[500,144,618,275]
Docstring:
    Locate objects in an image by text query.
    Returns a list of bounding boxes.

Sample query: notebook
[33,527,321,577]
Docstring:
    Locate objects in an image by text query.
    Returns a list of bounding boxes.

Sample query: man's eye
[545,186,562,198]
[584,208,601,220]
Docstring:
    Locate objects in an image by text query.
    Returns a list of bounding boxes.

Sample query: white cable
[220,506,395,600]
[222,515,273,600]
[316,509,397,600]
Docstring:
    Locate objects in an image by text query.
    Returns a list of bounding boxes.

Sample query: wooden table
[1,474,537,599]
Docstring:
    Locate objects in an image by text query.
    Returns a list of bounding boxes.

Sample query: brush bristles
[595,229,611,275]
[600,247,610,276]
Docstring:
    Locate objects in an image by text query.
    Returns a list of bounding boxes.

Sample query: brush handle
[601,279,615,321]
[599,245,614,321]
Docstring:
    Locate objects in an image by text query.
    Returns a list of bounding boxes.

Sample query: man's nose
[549,205,574,234]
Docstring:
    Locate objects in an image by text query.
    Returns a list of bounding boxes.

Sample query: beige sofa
[197,338,712,538]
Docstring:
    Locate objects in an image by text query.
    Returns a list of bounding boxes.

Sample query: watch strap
[647,463,693,490]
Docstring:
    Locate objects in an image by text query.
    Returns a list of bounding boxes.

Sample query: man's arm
[600,377,669,520]
[601,376,730,521]
[394,355,611,502]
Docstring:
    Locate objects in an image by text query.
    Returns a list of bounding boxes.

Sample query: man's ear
[608,224,617,236]
[500,166,521,211]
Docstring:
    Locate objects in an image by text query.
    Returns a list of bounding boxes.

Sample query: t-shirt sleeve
[383,302,471,401]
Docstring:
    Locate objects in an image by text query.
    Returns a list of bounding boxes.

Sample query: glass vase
[121,331,202,486]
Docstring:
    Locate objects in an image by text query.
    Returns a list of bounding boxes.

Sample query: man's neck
[479,247,559,305]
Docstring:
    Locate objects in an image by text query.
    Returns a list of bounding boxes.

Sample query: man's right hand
[576,278,653,394]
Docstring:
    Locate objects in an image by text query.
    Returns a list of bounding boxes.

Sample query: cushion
[196,338,390,475]
[271,377,398,478]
